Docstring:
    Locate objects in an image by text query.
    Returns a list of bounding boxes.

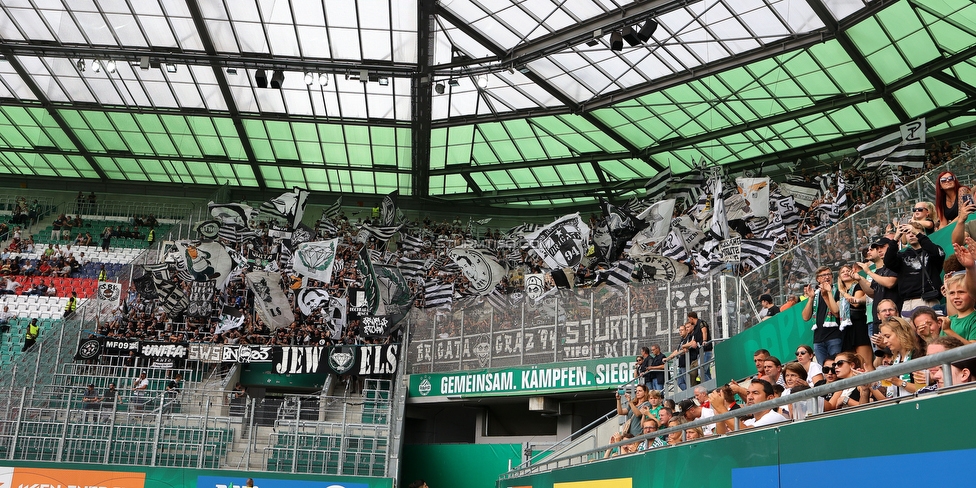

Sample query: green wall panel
[401,443,522,488]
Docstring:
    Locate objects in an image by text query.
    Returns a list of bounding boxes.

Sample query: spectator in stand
[935,171,971,229]
[856,239,899,336]
[762,356,786,387]
[101,226,112,252]
[950,196,976,248]
[802,266,843,363]
[918,336,964,393]
[826,352,871,409]
[878,316,925,397]
[911,306,943,345]
[950,355,976,385]
[637,417,667,451]
[781,362,808,396]
[792,344,823,386]
[687,312,713,382]
[82,384,100,421]
[911,201,937,235]
[1,277,21,295]
[837,264,870,364]
[709,379,787,434]
[0,305,12,333]
[883,222,945,315]
[664,322,695,390]
[758,294,779,320]
[676,397,715,436]
[615,384,650,436]
[643,344,666,391]
[939,272,976,344]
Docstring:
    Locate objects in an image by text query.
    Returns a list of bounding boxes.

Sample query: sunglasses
[795,350,808,356]
[940,175,955,182]
[913,208,926,212]
[822,366,835,374]
[833,360,850,368]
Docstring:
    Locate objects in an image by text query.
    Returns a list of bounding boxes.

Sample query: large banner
[524,213,590,269]
[187,281,215,317]
[407,279,716,372]
[409,356,634,399]
[246,270,295,329]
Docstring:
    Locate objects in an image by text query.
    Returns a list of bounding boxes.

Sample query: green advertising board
[408,356,634,399]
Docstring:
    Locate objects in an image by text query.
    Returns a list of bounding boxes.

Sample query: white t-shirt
[745,410,788,428]
[806,361,824,386]
[699,406,716,436]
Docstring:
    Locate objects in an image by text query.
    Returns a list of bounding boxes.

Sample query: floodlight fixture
[304,72,315,85]
[637,19,659,42]
[378,77,389,86]
[621,26,640,46]
[226,67,238,75]
[609,31,623,51]
[165,64,177,73]
[76,59,85,72]
[270,69,285,88]
[434,82,445,95]
[105,60,116,73]
[318,73,329,86]
[448,79,460,87]
[255,69,268,88]
[476,75,488,89]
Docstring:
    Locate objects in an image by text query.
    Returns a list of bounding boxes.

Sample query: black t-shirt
[648,353,665,383]
[870,266,900,323]
[765,306,779,318]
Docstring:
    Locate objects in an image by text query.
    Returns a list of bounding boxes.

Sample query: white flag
[292,238,339,283]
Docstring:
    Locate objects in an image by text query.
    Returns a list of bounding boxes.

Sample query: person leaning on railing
[707,379,787,434]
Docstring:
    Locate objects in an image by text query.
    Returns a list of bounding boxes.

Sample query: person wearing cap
[676,397,715,436]
[855,238,900,362]
[758,294,779,321]
[802,266,843,364]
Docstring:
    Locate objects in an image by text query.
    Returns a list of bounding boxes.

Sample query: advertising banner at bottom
[198,476,370,488]
[0,466,146,488]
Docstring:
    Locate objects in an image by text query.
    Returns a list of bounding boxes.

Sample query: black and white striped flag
[506,223,541,237]
[422,281,454,308]
[400,233,426,253]
[771,192,801,227]
[643,168,672,201]
[258,187,309,229]
[665,172,706,208]
[486,287,510,313]
[359,223,402,242]
[598,259,635,293]
[826,171,848,223]
[218,223,257,243]
[397,257,429,282]
[323,196,342,220]
[858,118,926,168]
[740,238,776,269]
[661,229,689,262]
[318,220,338,237]
[762,213,787,243]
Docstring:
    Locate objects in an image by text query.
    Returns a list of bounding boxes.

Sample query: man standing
[688,312,712,382]
[758,294,780,320]
[132,372,149,409]
[665,322,700,390]
[82,384,100,422]
[802,266,842,363]
[0,305,12,333]
[640,345,666,391]
[22,318,39,352]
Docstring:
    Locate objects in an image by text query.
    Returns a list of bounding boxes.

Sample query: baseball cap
[869,239,887,249]
[759,294,773,304]
[676,399,697,415]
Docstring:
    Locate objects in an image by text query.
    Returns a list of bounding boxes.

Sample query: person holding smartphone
[935,171,971,229]
[883,222,946,314]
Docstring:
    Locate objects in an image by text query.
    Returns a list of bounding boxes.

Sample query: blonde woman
[878,316,925,397]
[911,201,937,234]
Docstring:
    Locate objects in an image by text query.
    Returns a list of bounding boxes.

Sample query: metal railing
[501,342,976,479]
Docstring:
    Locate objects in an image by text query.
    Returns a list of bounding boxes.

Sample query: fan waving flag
[292,238,339,283]
[858,118,926,168]
[524,213,591,270]
[356,246,381,315]
[643,168,671,201]
[448,247,507,296]
[322,196,342,220]
[258,187,310,229]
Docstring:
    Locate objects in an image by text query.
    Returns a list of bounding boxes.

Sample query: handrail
[500,341,976,479]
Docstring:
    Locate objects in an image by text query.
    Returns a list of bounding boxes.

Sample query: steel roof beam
[0,47,108,181]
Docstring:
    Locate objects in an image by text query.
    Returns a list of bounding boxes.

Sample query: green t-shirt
[948,311,976,341]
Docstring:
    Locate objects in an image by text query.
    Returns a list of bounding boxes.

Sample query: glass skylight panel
[38,8,86,44]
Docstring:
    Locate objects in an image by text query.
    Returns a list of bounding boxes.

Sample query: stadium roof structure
[0,0,975,209]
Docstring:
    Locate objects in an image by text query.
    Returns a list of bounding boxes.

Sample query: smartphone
[964,194,974,206]
[617,388,626,396]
